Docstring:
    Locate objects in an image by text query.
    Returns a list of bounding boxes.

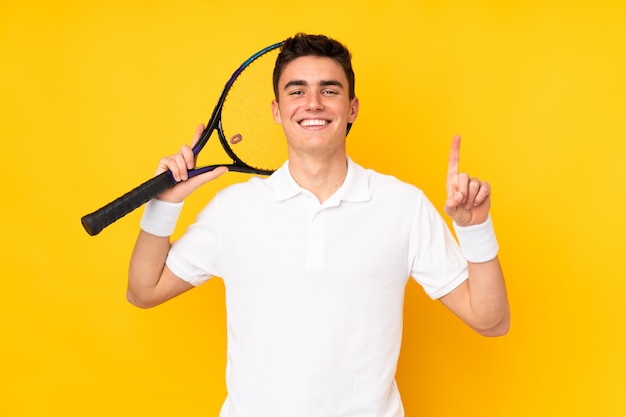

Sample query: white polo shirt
[167,158,468,417]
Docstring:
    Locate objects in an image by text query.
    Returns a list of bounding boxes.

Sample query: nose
[305,92,324,111]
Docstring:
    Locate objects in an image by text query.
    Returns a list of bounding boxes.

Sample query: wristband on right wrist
[139,199,184,237]
[453,214,499,263]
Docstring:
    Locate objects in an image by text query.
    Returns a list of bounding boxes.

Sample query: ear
[348,97,359,123]
[271,100,282,124]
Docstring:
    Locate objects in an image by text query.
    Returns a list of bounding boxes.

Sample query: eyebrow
[283,79,345,90]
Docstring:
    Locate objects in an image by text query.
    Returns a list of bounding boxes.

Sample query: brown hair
[273,33,356,101]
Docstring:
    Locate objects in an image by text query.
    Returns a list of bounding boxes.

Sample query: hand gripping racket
[81,41,286,236]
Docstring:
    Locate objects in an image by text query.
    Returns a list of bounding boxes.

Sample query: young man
[128,33,509,417]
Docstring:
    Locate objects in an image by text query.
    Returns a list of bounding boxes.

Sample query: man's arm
[439,257,509,336]
[126,124,228,308]
[439,135,510,336]
[127,231,194,308]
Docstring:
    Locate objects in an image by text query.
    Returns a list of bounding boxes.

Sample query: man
[128,33,509,417]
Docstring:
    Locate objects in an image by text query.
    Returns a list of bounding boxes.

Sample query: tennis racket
[81,41,286,236]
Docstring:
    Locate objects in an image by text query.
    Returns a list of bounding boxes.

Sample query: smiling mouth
[299,119,329,127]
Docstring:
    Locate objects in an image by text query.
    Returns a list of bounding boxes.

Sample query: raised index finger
[446,135,461,196]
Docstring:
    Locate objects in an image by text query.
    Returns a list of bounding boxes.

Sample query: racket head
[216,43,287,174]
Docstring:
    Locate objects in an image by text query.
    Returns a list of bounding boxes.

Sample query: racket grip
[81,172,177,236]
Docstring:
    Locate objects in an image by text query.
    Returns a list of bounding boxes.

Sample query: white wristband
[140,199,184,237]
[453,215,499,263]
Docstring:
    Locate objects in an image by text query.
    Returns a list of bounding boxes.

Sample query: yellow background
[2,0,625,415]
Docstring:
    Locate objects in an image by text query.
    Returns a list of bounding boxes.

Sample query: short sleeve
[166,195,223,287]
[408,193,468,299]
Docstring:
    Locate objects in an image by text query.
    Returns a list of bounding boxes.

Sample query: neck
[288,152,348,203]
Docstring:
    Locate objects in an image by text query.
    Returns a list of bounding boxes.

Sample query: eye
[321,89,339,95]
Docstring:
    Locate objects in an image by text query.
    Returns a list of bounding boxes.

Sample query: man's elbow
[126,289,159,309]
[473,313,510,337]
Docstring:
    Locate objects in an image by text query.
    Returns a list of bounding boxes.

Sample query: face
[271,56,359,158]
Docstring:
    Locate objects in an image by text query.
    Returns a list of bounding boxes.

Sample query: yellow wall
[2,0,625,415]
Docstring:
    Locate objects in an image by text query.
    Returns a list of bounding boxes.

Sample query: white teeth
[300,119,328,127]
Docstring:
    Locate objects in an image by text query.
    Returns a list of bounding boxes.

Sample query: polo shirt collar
[269,157,371,204]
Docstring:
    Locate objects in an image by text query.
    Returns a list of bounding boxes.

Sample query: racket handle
[81,171,177,236]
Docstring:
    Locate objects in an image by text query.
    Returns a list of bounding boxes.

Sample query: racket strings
[221,50,287,172]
